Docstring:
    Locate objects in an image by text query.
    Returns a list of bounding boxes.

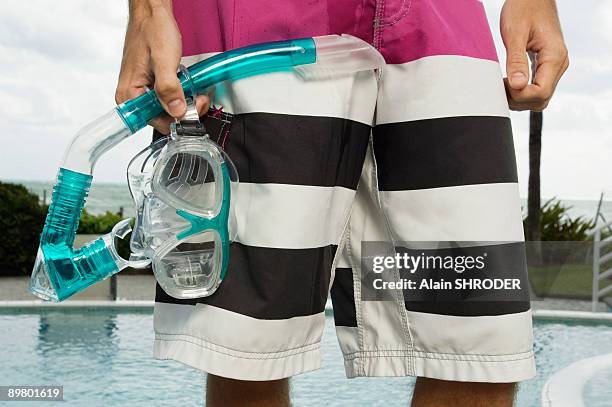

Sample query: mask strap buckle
[171,64,207,139]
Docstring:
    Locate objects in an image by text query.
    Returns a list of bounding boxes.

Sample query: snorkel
[29,34,385,302]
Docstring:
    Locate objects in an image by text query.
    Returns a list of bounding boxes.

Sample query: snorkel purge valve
[29,34,385,302]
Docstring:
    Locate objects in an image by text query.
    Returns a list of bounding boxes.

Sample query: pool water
[0,309,611,406]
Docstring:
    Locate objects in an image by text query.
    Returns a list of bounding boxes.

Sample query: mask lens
[154,146,221,217]
[153,231,223,298]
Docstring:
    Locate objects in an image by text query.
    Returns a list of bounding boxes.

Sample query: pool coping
[1,301,612,323]
[541,352,612,407]
[533,309,612,322]
[0,300,153,309]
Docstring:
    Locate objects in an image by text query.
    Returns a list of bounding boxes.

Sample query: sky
[0,1,610,200]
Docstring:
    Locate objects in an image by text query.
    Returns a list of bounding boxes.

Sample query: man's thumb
[153,62,186,118]
[506,42,530,90]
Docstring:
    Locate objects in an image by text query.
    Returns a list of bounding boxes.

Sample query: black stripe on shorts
[398,242,531,316]
[330,268,358,327]
[153,112,371,190]
[225,112,371,189]
[373,116,518,191]
[155,243,337,320]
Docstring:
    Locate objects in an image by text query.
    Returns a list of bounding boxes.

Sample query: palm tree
[526,111,543,263]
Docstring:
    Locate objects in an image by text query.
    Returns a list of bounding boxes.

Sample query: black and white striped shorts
[153,4,535,381]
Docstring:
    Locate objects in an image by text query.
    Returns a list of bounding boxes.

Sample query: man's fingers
[506,46,569,111]
[154,73,186,117]
[115,77,146,105]
[505,33,530,90]
[506,83,550,111]
[151,56,186,118]
[150,95,211,135]
[535,46,569,97]
[195,95,211,116]
[150,115,173,135]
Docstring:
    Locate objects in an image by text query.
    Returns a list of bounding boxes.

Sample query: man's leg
[411,378,516,407]
[206,375,289,407]
[332,0,536,398]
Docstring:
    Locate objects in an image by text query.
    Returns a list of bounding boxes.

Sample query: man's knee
[206,374,290,407]
[411,377,516,407]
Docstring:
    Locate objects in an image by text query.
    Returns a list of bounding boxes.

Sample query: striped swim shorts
[153,0,536,382]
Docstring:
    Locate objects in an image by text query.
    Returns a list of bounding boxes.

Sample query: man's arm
[501,0,569,111]
[116,0,209,134]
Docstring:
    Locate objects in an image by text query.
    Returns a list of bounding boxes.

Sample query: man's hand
[116,0,209,134]
[501,0,569,111]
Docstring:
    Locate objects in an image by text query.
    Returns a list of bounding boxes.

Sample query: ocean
[7,179,612,226]
[12,179,136,217]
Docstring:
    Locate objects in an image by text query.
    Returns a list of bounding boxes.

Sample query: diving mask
[128,98,238,298]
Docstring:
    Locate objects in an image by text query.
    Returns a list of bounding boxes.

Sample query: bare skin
[502,0,569,111]
[206,376,290,407]
[411,379,516,407]
[116,0,209,134]
[117,0,568,405]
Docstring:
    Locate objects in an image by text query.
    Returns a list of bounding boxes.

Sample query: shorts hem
[343,349,536,382]
[154,333,321,381]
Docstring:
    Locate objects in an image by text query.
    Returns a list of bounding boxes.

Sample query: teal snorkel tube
[29,35,385,302]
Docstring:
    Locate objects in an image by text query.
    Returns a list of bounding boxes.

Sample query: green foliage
[77,210,133,260]
[77,209,122,234]
[524,198,595,241]
[0,182,47,275]
[0,182,129,275]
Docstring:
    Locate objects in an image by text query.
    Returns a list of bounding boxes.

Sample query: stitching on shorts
[347,353,534,363]
[155,331,320,355]
[415,349,534,358]
[366,134,416,374]
[344,350,533,363]
[343,349,534,362]
[373,0,385,49]
[155,333,320,360]
[379,0,413,27]
[413,353,534,363]
[207,106,234,148]
[343,348,534,357]
[344,215,366,376]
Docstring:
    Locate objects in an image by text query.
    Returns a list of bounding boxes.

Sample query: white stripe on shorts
[182,53,378,125]
[380,183,525,242]
[376,55,510,125]
[234,183,355,249]
[154,302,325,380]
[406,309,534,355]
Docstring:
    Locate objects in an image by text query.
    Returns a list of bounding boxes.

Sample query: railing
[592,220,612,312]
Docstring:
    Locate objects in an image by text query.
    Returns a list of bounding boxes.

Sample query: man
[116,0,568,406]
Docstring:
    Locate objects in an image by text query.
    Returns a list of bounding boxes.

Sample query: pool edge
[1,301,612,322]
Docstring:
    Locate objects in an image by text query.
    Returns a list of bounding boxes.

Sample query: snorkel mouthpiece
[30,34,384,301]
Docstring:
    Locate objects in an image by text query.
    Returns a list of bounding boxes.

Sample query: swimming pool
[0,308,611,406]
